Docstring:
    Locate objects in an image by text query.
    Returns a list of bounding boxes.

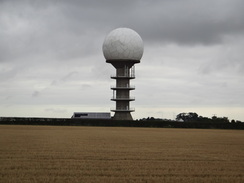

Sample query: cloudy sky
[1,0,244,121]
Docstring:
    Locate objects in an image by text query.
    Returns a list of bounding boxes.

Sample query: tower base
[113,112,133,120]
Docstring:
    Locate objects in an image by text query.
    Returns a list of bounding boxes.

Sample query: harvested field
[0,125,243,183]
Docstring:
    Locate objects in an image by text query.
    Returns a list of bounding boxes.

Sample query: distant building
[71,112,111,119]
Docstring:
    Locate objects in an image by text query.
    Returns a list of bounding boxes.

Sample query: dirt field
[0,125,243,183]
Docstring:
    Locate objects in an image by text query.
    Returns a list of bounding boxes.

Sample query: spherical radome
[103,28,144,61]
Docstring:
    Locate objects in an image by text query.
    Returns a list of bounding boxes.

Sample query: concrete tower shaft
[107,60,139,120]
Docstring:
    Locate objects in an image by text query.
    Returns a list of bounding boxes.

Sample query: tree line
[175,112,242,123]
[0,113,243,129]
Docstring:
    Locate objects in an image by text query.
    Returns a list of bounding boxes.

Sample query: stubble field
[0,125,243,183]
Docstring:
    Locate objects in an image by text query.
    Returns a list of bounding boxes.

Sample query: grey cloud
[0,0,244,120]
[0,0,105,63]
[198,37,244,76]
[130,0,244,45]
[45,108,67,114]
[81,84,91,90]
[1,0,244,64]
[32,91,40,97]
[61,71,78,82]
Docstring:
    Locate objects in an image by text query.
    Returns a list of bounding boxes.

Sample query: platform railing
[111,85,135,89]
[111,74,135,78]
[111,108,135,112]
[111,96,135,101]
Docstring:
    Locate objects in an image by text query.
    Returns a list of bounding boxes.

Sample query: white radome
[103,28,144,61]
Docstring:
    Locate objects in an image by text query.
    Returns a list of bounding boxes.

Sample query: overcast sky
[1,0,244,121]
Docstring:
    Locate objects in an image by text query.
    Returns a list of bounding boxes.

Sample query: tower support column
[108,61,138,120]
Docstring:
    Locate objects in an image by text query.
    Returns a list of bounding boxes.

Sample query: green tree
[176,112,199,122]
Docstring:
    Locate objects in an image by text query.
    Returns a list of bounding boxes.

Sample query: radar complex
[103,28,144,120]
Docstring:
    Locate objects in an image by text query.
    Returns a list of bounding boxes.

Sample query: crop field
[0,125,243,183]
